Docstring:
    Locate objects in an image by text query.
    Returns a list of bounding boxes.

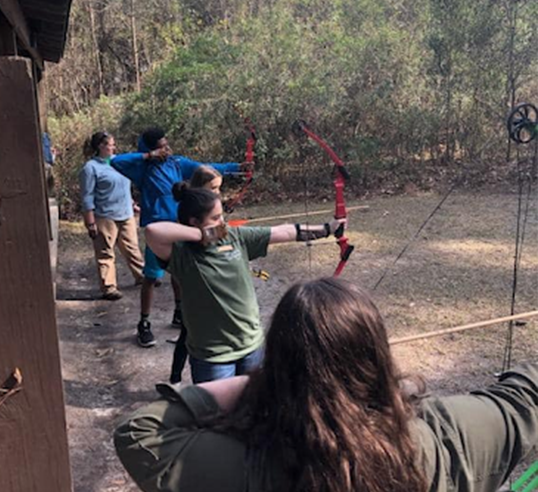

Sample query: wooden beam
[0,12,16,55]
[36,69,47,126]
[0,57,71,492]
[389,310,538,346]
[0,0,43,69]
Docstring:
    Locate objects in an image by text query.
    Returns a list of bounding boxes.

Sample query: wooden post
[0,57,72,492]
[0,0,43,69]
[0,12,16,55]
[37,71,48,130]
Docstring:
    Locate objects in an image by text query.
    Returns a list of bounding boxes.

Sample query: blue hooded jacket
[112,138,240,227]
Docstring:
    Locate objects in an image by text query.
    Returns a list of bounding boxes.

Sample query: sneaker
[171,309,184,329]
[102,289,123,301]
[137,320,156,348]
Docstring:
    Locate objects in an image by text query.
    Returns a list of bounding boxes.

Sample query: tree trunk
[505,0,518,161]
[130,0,141,92]
[88,0,104,97]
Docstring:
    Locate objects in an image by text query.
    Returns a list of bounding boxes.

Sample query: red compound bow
[224,115,256,214]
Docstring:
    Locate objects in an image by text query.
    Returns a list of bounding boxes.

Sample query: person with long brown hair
[190,164,223,193]
[114,278,538,492]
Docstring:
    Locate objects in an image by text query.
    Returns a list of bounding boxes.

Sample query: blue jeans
[190,347,264,383]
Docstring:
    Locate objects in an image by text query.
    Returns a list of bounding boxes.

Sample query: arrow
[228,204,369,227]
[389,310,538,346]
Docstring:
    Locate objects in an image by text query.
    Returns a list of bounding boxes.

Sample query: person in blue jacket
[42,131,56,193]
[112,127,245,348]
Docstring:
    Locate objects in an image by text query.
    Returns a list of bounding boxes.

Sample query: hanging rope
[294,131,313,273]
[372,181,458,291]
[502,107,538,372]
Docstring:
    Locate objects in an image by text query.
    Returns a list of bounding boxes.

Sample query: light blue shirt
[79,157,134,221]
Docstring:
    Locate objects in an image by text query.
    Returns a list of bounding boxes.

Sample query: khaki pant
[93,216,144,294]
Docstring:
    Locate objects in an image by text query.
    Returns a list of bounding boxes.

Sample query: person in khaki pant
[79,132,144,300]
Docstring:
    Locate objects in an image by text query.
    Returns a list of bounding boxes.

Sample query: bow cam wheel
[507,102,538,144]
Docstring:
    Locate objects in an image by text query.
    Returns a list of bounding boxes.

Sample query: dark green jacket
[115,363,538,491]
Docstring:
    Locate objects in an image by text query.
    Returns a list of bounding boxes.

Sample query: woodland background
[45,0,538,218]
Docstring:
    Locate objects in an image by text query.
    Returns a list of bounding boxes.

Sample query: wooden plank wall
[0,56,72,492]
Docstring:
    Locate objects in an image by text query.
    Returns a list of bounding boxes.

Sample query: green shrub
[49,96,126,219]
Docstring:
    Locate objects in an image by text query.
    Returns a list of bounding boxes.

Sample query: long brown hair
[223,278,427,492]
[190,165,222,189]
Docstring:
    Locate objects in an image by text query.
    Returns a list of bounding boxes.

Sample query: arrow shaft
[389,310,538,346]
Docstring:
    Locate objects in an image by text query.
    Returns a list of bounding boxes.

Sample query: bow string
[502,102,538,372]
[224,113,257,214]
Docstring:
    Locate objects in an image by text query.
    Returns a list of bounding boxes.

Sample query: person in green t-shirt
[145,182,346,383]
[167,165,225,384]
[115,278,538,492]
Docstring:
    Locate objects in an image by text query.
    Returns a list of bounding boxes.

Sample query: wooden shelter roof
[20,0,72,62]
[0,0,72,64]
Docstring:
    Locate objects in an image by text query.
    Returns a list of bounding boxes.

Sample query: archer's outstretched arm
[178,157,241,180]
[112,149,170,188]
[418,362,538,492]
[145,222,203,261]
[269,218,347,244]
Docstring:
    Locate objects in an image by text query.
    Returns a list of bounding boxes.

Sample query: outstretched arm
[145,222,202,261]
[419,362,538,492]
[269,218,347,244]
[111,153,146,187]
[112,149,170,187]
[179,157,241,180]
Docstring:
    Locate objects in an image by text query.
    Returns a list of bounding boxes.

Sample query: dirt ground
[55,189,538,492]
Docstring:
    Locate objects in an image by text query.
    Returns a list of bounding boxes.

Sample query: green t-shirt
[168,226,271,363]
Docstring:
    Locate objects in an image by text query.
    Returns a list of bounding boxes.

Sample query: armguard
[295,223,331,242]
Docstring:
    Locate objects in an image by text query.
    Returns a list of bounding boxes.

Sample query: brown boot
[102,289,123,301]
